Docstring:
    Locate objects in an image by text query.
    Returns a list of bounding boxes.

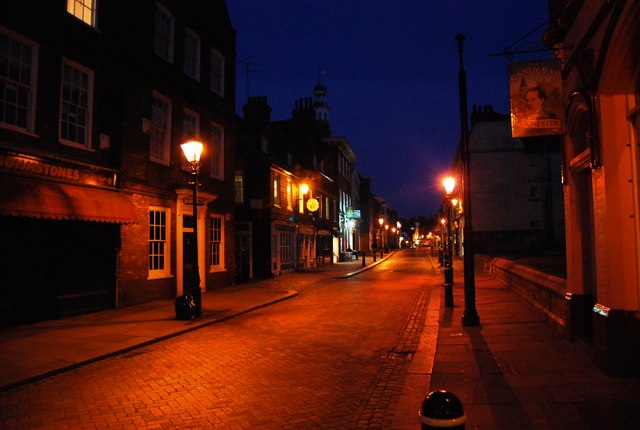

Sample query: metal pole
[191,168,201,317]
[456,34,479,326]
[444,199,454,307]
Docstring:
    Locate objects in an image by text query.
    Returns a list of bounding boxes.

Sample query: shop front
[0,150,136,327]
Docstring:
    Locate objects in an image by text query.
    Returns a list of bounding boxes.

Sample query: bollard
[373,251,377,262]
[419,390,466,429]
[362,251,366,266]
[175,294,196,320]
[444,267,454,308]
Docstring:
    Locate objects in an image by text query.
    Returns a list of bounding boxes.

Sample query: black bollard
[175,294,196,320]
[362,251,366,266]
[419,390,466,429]
[444,267,454,308]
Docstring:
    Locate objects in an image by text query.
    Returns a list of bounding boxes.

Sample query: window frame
[234,171,245,204]
[153,2,174,63]
[209,121,224,180]
[0,26,38,134]
[150,91,172,165]
[148,206,172,279]
[183,28,201,81]
[66,0,97,27]
[209,48,225,96]
[59,58,94,150]
[182,107,199,169]
[273,173,281,207]
[209,214,225,271]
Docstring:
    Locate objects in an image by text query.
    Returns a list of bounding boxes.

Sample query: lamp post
[181,139,203,318]
[294,183,309,270]
[378,217,384,258]
[456,33,480,326]
[443,176,455,308]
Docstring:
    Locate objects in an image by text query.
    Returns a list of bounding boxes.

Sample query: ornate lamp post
[179,139,203,318]
[443,176,455,308]
[456,33,480,326]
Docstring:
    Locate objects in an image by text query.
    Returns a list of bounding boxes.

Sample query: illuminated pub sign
[509,59,565,138]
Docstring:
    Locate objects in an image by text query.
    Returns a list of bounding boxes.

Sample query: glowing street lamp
[442,176,456,308]
[177,139,204,319]
[378,217,384,258]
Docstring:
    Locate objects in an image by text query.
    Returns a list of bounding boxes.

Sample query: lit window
[154,3,174,63]
[150,92,171,165]
[60,59,93,149]
[184,29,200,80]
[286,178,292,210]
[210,122,224,179]
[149,207,171,278]
[273,174,281,207]
[0,28,37,133]
[210,49,225,96]
[66,0,96,27]
[209,215,224,270]
[235,172,244,204]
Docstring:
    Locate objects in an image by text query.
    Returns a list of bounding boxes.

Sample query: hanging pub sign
[509,59,564,138]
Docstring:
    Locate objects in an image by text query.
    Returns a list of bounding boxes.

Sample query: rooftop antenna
[239,60,260,100]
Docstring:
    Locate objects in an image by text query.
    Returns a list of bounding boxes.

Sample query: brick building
[0,0,236,326]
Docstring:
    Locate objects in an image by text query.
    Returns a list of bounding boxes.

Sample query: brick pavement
[427,260,640,429]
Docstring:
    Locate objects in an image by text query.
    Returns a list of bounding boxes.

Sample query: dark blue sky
[227,1,551,218]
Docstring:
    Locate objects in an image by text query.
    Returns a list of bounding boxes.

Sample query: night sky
[226,1,551,218]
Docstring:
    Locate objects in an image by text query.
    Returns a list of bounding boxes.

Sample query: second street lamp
[443,176,456,308]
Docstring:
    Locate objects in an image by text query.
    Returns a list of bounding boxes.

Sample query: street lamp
[179,139,203,319]
[456,33,480,326]
[293,183,309,269]
[378,217,384,258]
[443,176,455,308]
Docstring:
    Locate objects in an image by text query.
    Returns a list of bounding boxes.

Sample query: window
[280,231,294,264]
[183,28,200,81]
[150,92,171,165]
[234,172,244,204]
[67,0,97,27]
[273,173,281,207]
[261,136,268,153]
[286,178,293,210]
[210,48,225,96]
[0,28,37,133]
[210,122,224,179]
[60,59,93,149]
[182,108,199,169]
[209,215,224,270]
[154,3,174,63]
[149,207,171,278]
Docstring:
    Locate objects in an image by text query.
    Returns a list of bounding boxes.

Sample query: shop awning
[0,175,138,224]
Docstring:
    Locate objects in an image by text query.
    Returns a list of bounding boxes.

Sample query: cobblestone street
[1,251,437,429]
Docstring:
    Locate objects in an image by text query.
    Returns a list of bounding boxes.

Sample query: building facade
[0,0,236,326]
[544,0,640,376]
[457,105,565,255]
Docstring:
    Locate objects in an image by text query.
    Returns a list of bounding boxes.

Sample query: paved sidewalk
[426,259,640,429]
[0,257,380,392]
